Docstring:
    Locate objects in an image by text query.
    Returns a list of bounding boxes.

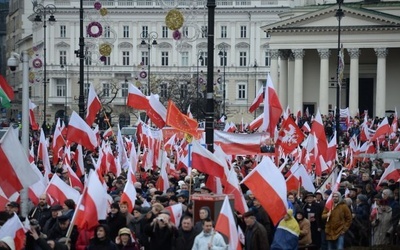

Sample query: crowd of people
[0,112,399,250]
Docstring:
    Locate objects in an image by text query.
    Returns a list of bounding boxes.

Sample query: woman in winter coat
[115,227,140,250]
[371,199,393,246]
[87,224,118,250]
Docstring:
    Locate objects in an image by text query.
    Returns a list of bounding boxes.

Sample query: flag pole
[65,182,87,242]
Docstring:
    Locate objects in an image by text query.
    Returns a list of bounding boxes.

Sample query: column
[292,49,305,112]
[347,48,360,116]
[269,49,279,89]
[287,53,295,111]
[317,49,330,115]
[279,50,289,109]
[374,48,387,117]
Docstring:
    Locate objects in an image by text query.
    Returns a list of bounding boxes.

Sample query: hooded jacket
[87,224,118,250]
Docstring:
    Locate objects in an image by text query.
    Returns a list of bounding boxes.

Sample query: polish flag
[215,196,242,250]
[164,133,177,152]
[155,151,170,192]
[165,203,183,228]
[370,201,378,221]
[0,128,40,197]
[0,192,9,211]
[326,131,337,167]
[248,113,263,131]
[129,141,138,177]
[191,140,226,179]
[85,83,102,126]
[73,145,85,178]
[218,115,225,123]
[223,168,248,214]
[301,121,311,133]
[120,179,137,213]
[52,118,66,165]
[29,99,39,130]
[311,110,328,159]
[286,161,316,193]
[214,130,264,155]
[240,156,288,225]
[28,180,47,207]
[260,74,283,137]
[74,170,109,230]
[370,117,391,142]
[325,168,344,211]
[64,160,84,192]
[0,213,27,250]
[249,86,264,113]
[390,108,398,138]
[102,127,113,139]
[127,84,150,110]
[377,161,400,188]
[117,126,129,170]
[46,174,81,205]
[147,94,167,129]
[29,142,35,164]
[67,111,98,151]
[38,128,52,176]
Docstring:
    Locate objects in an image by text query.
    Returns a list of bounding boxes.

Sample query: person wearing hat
[115,227,140,250]
[42,204,63,235]
[47,214,79,248]
[107,202,127,243]
[6,202,19,215]
[87,224,118,250]
[144,210,178,250]
[303,191,323,249]
[127,206,145,245]
[242,210,269,250]
[371,199,393,246]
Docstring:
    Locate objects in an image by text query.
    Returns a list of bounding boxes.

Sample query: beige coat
[298,218,312,246]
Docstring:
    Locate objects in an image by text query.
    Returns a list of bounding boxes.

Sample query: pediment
[262,5,400,33]
[55,41,70,48]
[157,42,172,49]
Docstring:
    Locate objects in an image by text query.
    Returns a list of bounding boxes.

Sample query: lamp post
[218,44,227,117]
[196,50,204,119]
[335,0,344,144]
[60,64,68,123]
[140,31,158,96]
[253,60,258,119]
[33,3,56,127]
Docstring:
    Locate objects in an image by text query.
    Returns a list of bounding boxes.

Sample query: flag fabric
[73,145,85,178]
[120,179,137,213]
[215,196,242,250]
[0,75,15,108]
[147,94,167,129]
[240,156,288,225]
[85,83,102,126]
[377,161,400,188]
[285,161,316,193]
[0,128,40,197]
[223,168,248,215]
[248,114,263,131]
[165,203,183,228]
[191,140,226,179]
[187,104,193,119]
[0,213,27,250]
[260,74,283,137]
[276,117,304,154]
[166,100,199,137]
[325,169,344,211]
[67,111,98,151]
[45,174,81,205]
[102,127,113,139]
[29,99,39,130]
[116,125,129,170]
[52,118,66,165]
[311,110,328,159]
[38,128,52,176]
[370,117,391,142]
[127,84,149,110]
[214,130,265,155]
[249,86,264,113]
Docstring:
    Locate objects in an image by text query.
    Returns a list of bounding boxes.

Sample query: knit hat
[357,194,368,203]
[0,236,15,250]
[118,227,131,236]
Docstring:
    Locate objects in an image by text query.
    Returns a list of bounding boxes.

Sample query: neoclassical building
[262,2,400,118]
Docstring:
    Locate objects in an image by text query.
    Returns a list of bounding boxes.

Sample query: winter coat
[175,227,197,250]
[371,205,392,246]
[322,201,352,241]
[297,218,312,246]
[87,224,118,250]
[244,221,270,250]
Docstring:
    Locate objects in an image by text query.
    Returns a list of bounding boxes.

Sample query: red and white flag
[38,128,52,176]
[52,118,66,165]
[67,111,98,151]
[301,121,311,133]
[215,196,242,250]
[223,168,248,215]
[248,113,263,131]
[311,110,328,159]
[249,86,264,113]
[0,128,40,197]
[29,99,39,130]
[240,156,288,225]
[147,94,167,129]
[127,84,150,110]
[117,125,129,170]
[165,203,183,228]
[286,161,315,193]
[325,168,344,211]
[0,213,27,250]
[370,117,391,142]
[191,140,226,179]
[214,130,264,155]
[73,145,85,178]
[85,83,102,126]
[45,174,80,205]
[120,179,137,213]
[276,117,304,154]
[390,108,398,138]
[102,127,113,139]
[377,160,400,188]
[260,74,283,137]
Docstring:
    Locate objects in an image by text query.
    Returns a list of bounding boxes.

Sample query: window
[142,26,148,37]
[103,83,110,97]
[104,56,111,66]
[238,84,246,99]
[160,83,168,98]
[265,51,270,66]
[240,25,247,38]
[181,51,189,66]
[219,51,227,67]
[59,50,67,65]
[84,83,90,97]
[104,26,111,38]
[123,25,129,38]
[201,26,208,38]
[161,51,169,66]
[141,51,149,66]
[60,25,66,38]
[239,51,247,66]
[200,51,208,66]
[56,79,66,97]
[85,51,92,65]
[121,81,128,97]
[220,25,227,38]
[183,26,189,37]
[122,51,130,65]
[180,83,188,99]
[162,26,168,38]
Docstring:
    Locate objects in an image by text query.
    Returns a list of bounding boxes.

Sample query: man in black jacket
[176,216,197,250]
[243,210,270,250]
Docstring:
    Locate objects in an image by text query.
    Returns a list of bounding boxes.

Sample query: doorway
[358,78,374,117]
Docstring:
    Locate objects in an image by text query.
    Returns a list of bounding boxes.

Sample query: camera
[7,54,19,72]
[157,217,164,223]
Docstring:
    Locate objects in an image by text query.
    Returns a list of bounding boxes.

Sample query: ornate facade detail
[292,49,305,59]
[317,49,330,59]
[55,41,70,48]
[235,42,250,49]
[279,49,291,60]
[269,49,279,59]
[118,42,133,49]
[374,48,388,58]
[157,42,172,49]
[347,48,360,59]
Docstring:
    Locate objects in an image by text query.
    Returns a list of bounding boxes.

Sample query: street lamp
[335,0,344,144]
[140,31,158,95]
[218,44,227,117]
[197,50,204,118]
[60,64,68,124]
[33,3,56,127]
[253,61,258,119]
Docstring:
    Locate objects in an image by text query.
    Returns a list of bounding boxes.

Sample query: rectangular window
[59,50,67,65]
[200,51,208,66]
[104,56,111,66]
[201,26,208,38]
[160,83,168,98]
[60,25,66,38]
[240,25,247,38]
[238,84,246,99]
[103,83,110,97]
[180,83,188,99]
[122,81,128,97]
[56,79,66,97]
[85,51,92,66]
[219,51,227,67]
[181,51,189,66]
[141,51,149,66]
[265,51,270,66]
[104,26,111,38]
[123,25,129,38]
[122,51,130,65]
[220,25,227,38]
[142,26,148,37]
[161,51,169,66]
[239,51,247,66]
[162,26,168,38]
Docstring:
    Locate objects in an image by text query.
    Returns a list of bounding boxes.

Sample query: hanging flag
[260,74,283,137]
[249,86,264,113]
[215,196,242,250]
[29,99,39,130]
[85,83,102,126]
[0,75,15,108]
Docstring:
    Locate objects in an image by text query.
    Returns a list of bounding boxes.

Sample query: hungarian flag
[67,111,98,151]
[166,100,198,137]
[215,196,242,250]
[249,86,264,113]
[86,83,102,126]
[0,213,27,250]
[127,84,149,110]
[260,74,283,137]
[29,99,39,130]
[0,75,15,108]
[276,117,304,154]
